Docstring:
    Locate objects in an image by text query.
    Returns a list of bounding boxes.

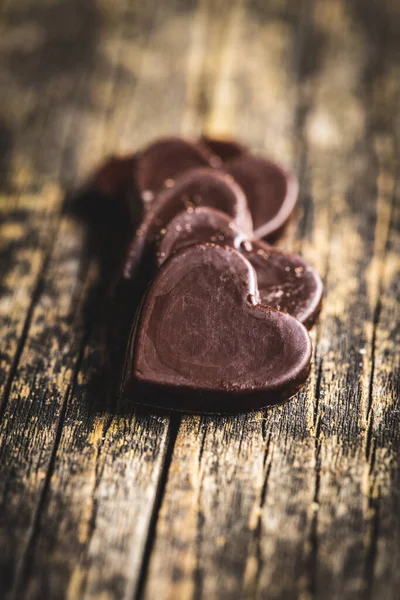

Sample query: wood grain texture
[0,0,399,599]
[144,1,400,599]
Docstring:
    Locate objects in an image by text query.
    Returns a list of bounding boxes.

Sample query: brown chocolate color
[123,244,312,413]
[244,240,323,329]
[156,210,323,329]
[123,168,253,279]
[89,138,299,252]
[157,206,243,266]
[198,135,247,162]
[225,154,298,240]
[134,137,214,197]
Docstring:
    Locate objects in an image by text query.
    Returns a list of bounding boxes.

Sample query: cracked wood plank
[299,2,400,599]
[3,1,208,599]
[0,0,175,598]
[368,181,400,600]
[0,187,61,416]
[0,214,92,596]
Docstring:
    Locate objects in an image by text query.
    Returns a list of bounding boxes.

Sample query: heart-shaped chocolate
[156,209,322,328]
[157,206,244,266]
[134,137,216,199]
[123,168,252,279]
[123,244,312,412]
[225,154,298,240]
[89,138,298,246]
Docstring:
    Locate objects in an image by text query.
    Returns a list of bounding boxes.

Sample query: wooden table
[1,1,399,598]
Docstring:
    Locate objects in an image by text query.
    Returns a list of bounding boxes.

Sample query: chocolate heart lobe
[123,168,252,279]
[225,154,298,240]
[125,244,312,412]
[134,136,214,198]
[157,206,244,266]
[244,240,323,330]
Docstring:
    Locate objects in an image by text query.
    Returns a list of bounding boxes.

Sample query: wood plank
[300,1,399,597]
[0,0,138,595]
[369,180,400,599]
[0,1,171,598]
[0,187,61,414]
[0,0,100,188]
[0,215,91,596]
[10,2,206,599]
[142,1,400,599]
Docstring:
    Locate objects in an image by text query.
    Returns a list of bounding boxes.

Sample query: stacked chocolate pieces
[95,136,323,413]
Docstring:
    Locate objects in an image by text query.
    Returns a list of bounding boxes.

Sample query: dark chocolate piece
[156,210,322,328]
[157,206,243,266]
[89,139,297,249]
[244,240,323,329]
[198,135,247,162]
[123,244,312,413]
[123,168,253,279]
[225,154,298,240]
[134,137,215,198]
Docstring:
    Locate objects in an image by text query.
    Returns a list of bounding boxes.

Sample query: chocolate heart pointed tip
[125,243,312,412]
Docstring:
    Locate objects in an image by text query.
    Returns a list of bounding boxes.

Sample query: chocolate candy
[90,138,298,246]
[157,206,243,266]
[225,154,298,240]
[156,208,322,328]
[243,240,323,329]
[123,168,252,279]
[74,135,323,413]
[89,137,212,204]
[123,243,312,412]
[134,136,215,198]
[198,135,247,162]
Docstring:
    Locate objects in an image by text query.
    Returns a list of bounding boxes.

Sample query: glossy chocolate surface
[123,244,312,412]
[156,210,323,328]
[243,240,323,329]
[90,138,299,248]
[123,168,252,279]
[90,137,299,249]
[157,206,243,266]
[225,154,298,240]
[134,137,214,197]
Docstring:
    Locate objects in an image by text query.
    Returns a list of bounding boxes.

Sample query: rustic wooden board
[0,1,399,599]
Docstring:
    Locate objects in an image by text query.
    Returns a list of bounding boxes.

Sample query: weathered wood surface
[0,1,399,599]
